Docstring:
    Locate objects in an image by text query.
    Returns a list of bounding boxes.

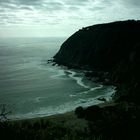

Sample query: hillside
[54,20,140,103]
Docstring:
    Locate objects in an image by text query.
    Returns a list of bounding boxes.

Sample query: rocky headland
[53,20,140,139]
[54,20,140,103]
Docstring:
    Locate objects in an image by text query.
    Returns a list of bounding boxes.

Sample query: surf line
[67,70,104,97]
[79,84,103,95]
[66,70,90,89]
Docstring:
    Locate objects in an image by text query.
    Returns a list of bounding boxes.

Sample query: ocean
[0,37,115,120]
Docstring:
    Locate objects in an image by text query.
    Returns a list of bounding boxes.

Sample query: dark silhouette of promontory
[53,20,140,139]
[54,20,140,104]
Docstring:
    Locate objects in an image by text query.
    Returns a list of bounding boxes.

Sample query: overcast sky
[0,0,140,37]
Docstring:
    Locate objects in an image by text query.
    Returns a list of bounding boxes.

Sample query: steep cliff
[54,20,140,103]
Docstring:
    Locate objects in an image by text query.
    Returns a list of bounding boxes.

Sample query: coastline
[10,99,115,122]
[1,100,117,140]
[1,20,140,140]
[5,64,116,121]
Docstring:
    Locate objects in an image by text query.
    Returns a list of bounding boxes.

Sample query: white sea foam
[104,86,116,101]
[8,96,104,120]
[50,69,65,78]
[94,86,116,102]
[79,84,103,95]
[6,66,116,121]
[9,86,116,120]
[69,94,77,97]
[67,70,90,88]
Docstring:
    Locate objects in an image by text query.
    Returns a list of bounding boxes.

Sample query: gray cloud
[124,0,140,6]
[15,0,42,6]
[19,6,34,11]
[65,0,89,6]
[42,1,64,11]
[0,0,139,37]
[0,0,42,10]
[68,6,80,11]
[0,0,10,3]
[89,6,106,11]
[101,0,113,6]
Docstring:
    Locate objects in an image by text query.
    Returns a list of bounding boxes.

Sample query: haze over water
[0,37,115,120]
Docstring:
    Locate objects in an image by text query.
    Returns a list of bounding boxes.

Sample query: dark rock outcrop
[54,20,140,104]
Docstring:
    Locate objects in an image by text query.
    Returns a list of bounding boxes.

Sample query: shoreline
[8,67,116,121]
[9,97,115,121]
[10,99,115,122]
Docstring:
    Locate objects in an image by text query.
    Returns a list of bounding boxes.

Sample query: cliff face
[54,20,140,103]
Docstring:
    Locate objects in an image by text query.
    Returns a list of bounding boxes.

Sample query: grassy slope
[0,111,90,140]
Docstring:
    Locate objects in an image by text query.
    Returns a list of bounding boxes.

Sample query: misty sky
[0,0,140,37]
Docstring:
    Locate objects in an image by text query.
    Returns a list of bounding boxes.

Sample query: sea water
[0,37,115,120]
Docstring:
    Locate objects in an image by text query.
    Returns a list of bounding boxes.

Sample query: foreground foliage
[0,101,140,140]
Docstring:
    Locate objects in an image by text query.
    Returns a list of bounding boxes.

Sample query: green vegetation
[0,112,99,140]
[0,101,140,140]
